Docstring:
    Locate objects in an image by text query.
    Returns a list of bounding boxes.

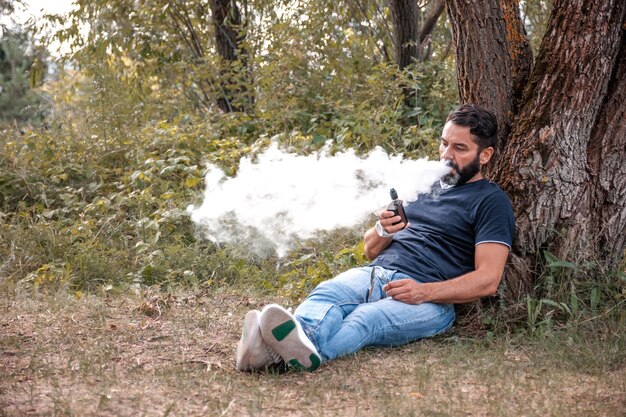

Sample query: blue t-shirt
[371,179,515,282]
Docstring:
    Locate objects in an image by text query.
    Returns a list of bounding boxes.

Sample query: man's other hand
[383,279,428,304]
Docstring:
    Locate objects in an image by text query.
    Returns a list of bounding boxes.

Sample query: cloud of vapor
[188,142,450,257]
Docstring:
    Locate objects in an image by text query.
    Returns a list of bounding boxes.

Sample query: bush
[0,99,366,297]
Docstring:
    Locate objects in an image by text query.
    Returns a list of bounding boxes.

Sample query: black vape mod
[387,188,407,228]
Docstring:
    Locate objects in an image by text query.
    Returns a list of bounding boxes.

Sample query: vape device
[387,188,407,228]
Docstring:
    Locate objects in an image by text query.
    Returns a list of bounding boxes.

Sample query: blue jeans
[294,266,455,362]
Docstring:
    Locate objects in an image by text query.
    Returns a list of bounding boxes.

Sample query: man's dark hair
[446,104,498,150]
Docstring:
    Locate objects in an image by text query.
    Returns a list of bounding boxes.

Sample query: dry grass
[1,287,624,417]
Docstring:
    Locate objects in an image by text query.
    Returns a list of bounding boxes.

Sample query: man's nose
[440,146,453,161]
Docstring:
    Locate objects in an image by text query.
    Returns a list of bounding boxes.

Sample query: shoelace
[265,346,283,364]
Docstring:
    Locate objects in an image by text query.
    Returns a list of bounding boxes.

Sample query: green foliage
[7,0,618,334]
[524,250,625,335]
[520,0,554,55]
[0,30,48,125]
[0,87,259,293]
[46,0,457,155]
[0,92,372,297]
[273,233,369,301]
[0,0,24,31]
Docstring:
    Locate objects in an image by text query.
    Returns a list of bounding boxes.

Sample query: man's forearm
[383,243,510,305]
[363,227,392,260]
[420,270,500,304]
[364,210,407,260]
[383,270,501,305]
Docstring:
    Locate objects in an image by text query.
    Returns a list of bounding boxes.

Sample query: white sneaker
[259,304,321,372]
[235,310,282,372]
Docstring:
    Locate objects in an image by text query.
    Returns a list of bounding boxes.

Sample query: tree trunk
[389,0,420,69]
[500,0,533,114]
[389,0,446,114]
[588,17,626,270]
[446,0,626,304]
[418,0,445,62]
[445,0,514,151]
[210,0,252,113]
[389,0,446,66]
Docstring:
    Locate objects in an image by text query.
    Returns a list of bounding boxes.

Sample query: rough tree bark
[588,21,626,271]
[500,0,533,116]
[445,0,626,304]
[445,0,514,149]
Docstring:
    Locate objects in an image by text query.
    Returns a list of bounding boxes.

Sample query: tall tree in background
[445,0,626,302]
[210,0,252,112]
[59,0,253,113]
[389,0,445,68]
[1,0,19,34]
[0,0,47,126]
[51,0,458,151]
[388,0,446,111]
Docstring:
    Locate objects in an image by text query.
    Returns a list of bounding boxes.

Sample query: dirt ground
[1,288,624,416]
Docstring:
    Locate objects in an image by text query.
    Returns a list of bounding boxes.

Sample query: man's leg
[295,267,455,361]
[293,266,392,360]
[321,297,455,360]
[248,267,373,372]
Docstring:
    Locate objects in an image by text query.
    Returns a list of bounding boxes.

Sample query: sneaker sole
[235,310,261,371]
[260,305,321,372]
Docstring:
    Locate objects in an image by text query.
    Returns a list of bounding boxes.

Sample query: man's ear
[480,147,494,165]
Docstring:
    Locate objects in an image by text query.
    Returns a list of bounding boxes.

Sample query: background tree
[53,0,457,154]
[389,0,445,68]
[0,24,47,125]
[388,0,447,112]
[210,0,252,112]
[1,0,22,33]
[445,0,626,303]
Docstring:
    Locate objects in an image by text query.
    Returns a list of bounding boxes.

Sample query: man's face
[439,121,490,186]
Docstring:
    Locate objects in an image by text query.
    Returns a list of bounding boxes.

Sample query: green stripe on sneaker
[307,354,321,371]
[271,320,295,341]
[288,354,321,372]
[288,359,303,370]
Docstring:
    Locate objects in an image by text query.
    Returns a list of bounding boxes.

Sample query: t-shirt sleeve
[473,189,515,248]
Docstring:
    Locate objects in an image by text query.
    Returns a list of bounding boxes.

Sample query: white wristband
[375,220,393,238]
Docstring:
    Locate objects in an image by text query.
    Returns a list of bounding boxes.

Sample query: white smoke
[188,141,450,257]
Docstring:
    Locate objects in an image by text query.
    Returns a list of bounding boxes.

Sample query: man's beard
[441,154,481,186]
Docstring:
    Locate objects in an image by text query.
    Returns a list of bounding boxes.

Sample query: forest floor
[1,287,624,417]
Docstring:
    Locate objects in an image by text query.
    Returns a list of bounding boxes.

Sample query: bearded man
[236,104,515,372]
